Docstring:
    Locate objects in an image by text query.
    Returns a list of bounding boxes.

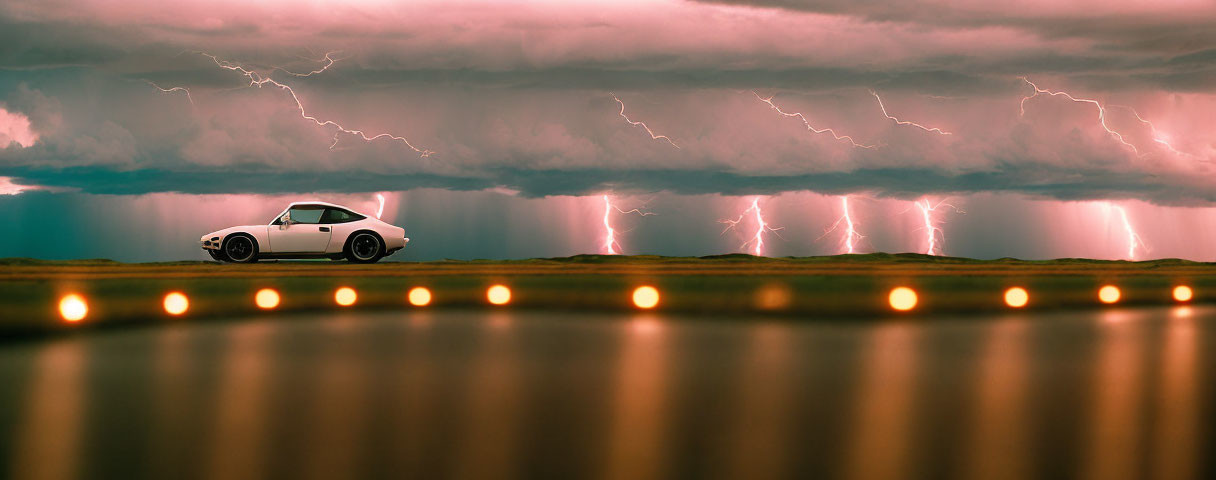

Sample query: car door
[267,206,332,252]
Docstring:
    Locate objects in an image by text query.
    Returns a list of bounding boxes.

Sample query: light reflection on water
[0,307,1212,479]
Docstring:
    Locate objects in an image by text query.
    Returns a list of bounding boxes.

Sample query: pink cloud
[0,106,37,148]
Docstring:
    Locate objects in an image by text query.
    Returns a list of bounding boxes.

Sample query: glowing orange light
[334,287,357,306]
[1173,285,1193,302]
[888,287,918,311]
[487,285,511,305]
[632,286,660,309]
[58,294,88,322]
[754,283,792,311]
[407,287,432,307]
[255,288,281,309]
[1004,287,1029,308]
[163,292,189,316]
[1098,285,1121,304]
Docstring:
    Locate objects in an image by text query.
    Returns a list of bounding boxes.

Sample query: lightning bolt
[375,193,386,219]
[1109,104,1193,158]
[915,197,961,256]
[1019,77,1141,155]
[601,195,654,255]
[146,81,193,105]
[820,195,864,254]
[275,51,341,77]
[610,93,680,149]
[197,52,434,157]
[752,91,876,149]
[1111,203,1145,260]
[870,90,952,135]
[720,196,784,256]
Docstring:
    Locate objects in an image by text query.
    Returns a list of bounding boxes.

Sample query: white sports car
[201,201,409,263]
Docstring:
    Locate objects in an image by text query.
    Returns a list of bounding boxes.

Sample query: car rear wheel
[223,235,259,263]
[346,232,383,263]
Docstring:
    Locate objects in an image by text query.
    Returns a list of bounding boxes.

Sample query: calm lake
[0,307,1210,479]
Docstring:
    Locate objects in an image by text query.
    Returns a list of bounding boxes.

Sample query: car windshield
[272,205,326,225]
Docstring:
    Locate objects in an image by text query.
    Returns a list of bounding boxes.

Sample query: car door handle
[319,227,330,232]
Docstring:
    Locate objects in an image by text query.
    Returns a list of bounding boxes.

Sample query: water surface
[0,308,1211,479]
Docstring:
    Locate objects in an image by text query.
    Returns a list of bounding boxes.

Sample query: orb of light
[163,292,189,316]
[1173,285,1193,303]
[58,294,88,322]
[888,287,918,311]
[1098,285,1121,304]
[334,287,358,306]
[255,288,281,309]
[632,286,660,309]
[754,283,792,311]
[487,285,511,305]
[407,287,432,307]
[1004,287,1029,308]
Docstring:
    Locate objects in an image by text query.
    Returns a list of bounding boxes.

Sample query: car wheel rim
[352,234,378,260]
[227,237,252,261]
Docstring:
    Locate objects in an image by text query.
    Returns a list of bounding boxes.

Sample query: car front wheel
[207,249,229,262]
[223,235,259,263]
[346,232,383,263]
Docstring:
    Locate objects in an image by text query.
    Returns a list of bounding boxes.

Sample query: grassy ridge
[2,253,1213,334]
[3,252,1211,267]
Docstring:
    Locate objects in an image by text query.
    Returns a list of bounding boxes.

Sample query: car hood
[201,225,265,241]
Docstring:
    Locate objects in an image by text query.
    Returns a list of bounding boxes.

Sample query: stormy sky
[1,0,1215,261]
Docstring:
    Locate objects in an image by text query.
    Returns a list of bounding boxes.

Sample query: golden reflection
[454,312,521,478]
[391,308,439,472]
[961,319,1030,480]
[146,327,193,478]
[409,312,433,328]
[843,323,919,480]
[1080,311,1147,480]
[301,317,370,480]
[9,339,85,480]
[205,322,274,480]
[721,323,794,480]
[603,314,671,480]
[1149,312,1198,480]
[629,317,662,336]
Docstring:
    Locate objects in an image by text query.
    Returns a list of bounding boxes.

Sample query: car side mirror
[279,213,292,228]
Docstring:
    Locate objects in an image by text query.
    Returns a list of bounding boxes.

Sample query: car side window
[320,208,364,224]
[287,207,325,224]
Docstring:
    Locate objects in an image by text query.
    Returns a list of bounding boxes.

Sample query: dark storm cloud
[1,0,1215,204]
[693,0,1216,53]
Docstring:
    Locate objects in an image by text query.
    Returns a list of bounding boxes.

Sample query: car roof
[285,201,359,213]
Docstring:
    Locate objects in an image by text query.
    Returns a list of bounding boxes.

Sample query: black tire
[207,249,229,262]
[222,234,259,263]
[345,231,384,263]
